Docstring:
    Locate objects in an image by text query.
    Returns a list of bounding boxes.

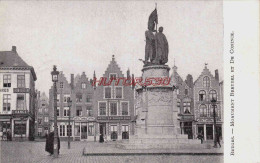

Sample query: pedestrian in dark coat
[99,134,104,143]
[197,132,204,144]
[216,133,221,148]
[45,132,61,155]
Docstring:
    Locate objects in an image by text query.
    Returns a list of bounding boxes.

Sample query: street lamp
[51,65,59,158]
[211,97,217,148]
[67,98,72,149]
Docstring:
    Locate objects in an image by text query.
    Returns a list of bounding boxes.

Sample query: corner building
[0,46,37,140]
[193,64,223,140]
[94,55,135,141]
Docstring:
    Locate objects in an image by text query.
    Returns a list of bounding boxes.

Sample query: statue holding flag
[144,7,169,65]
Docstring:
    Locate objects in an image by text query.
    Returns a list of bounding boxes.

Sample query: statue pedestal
[117,65,200,149]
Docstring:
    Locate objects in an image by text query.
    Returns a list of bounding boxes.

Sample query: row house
[94,55,135,141]
[0,46,37,140]
[171,65,194,139]
[193,64,223,140]
[49,72,95,141]
[35,91,50,137]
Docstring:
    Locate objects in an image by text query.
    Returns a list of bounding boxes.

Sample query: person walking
[216,132,221,148]
[197,132,204,144]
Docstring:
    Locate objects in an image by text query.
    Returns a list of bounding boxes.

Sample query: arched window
[203,76,210,87]
[209,90,217,101]
[199,90,206,101]
[199,104,207,117]
[209,105,218,117]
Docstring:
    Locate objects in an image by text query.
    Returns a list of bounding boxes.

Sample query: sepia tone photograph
[1,1,258,163]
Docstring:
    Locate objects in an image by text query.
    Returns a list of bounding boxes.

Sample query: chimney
[131,74,135,90]
[215,69,219,81]
[93,71,96,89]
[12,46,16,52]
[71,74,74,90]
[185,74,193,88]
[127,68,130,79]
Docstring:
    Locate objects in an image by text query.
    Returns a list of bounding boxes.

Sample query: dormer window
[81,83,86,89]
[203,76,210,87]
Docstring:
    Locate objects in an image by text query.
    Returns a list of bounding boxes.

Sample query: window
[209,90,217,101]
[67,125,72,136]
[110,102,117,116]
[38,128,42,136]
[110,125,118,140]
[60,82,63,89]
[42,104,45,106]
[99,102,106,116]
[57,107,60,116]
[199,104,207,117]
[177,99,181,114]
[209,105,218,117]
[3,74,11,87]
[109,73,117,80]
[17,94,25,110]
[38,118,42,125]
[115,87,123,99]
[122,125,129,139]
[185,89,188,95]
[176,89,179,95]
[81,83,86,89]
[86,95,92,102]
[57,94,60,103]
[17,75,25,88]
[121,102,129,115]
[76,106,82,116]
[44,117,48,122]
[203,76,210,87]
[76,94,82,102]
[3,94,11,111]
[63,95,70,103]
[64,107,69,117]
[199,90,206,101]
[105,87,111,99]
[88,123,94,136]
[86,106,92,116]
[183,102,191,114]
[59,125,65,136]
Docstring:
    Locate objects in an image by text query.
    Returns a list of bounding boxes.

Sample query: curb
[83,152,223,156]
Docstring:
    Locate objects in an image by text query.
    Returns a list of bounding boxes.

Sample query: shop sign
[87,117,95,121]
[97,116,131,120]
[13,88,30,93]
[0,88,9,92]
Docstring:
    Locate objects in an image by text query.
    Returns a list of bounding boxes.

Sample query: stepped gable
[102,55,124,78]
[0,46,37,81]
[58,71,70,90]
[194,64,214,85]
[75,72,92,89]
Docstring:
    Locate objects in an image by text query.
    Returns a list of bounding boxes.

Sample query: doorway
[81,123,87,139]
[206,124,213,140]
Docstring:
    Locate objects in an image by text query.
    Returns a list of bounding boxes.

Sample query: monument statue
[144,9,169,65]
[155,27,168,64]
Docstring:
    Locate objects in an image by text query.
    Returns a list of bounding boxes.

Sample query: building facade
[0,46,37,140]
[193,64,223,140]
[49,72,95,141]
[171,65,195,139]
[93,55,135,141]
[35,92,50,137]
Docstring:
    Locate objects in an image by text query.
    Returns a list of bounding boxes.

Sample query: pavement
[0,141,223,163]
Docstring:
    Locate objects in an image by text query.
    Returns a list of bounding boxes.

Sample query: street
[0,141,223,163]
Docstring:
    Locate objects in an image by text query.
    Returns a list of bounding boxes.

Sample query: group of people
[197,131,222,148]
[45,132,60,155]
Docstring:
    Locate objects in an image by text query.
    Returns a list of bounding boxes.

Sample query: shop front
[73,117,96,141]
[0,115,12,141]
[196,123,222,141]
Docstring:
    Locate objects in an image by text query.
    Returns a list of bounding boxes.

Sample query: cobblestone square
[1,141,223,163]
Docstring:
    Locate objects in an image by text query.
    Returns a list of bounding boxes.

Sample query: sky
[0,1,223,95]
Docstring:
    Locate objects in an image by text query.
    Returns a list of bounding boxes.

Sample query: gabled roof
[103,55,124,77]
[194,65,214,85]
[0,48,37,81]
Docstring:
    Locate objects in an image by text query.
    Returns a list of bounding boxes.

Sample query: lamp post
[51,65,59,158]
[67,98,72,149]
[211,98,217,148]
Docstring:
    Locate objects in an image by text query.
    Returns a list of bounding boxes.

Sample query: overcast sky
[0,1,223,95]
